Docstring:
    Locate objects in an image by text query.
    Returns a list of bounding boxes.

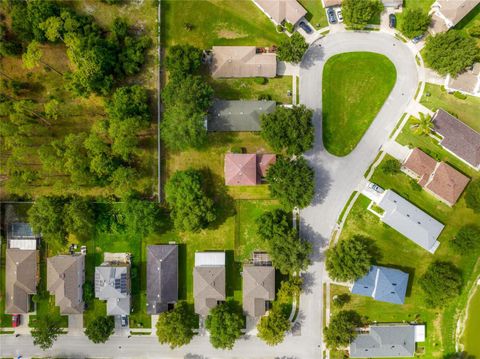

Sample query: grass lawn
[298,0,328,29]
[0,238,11,327]
[161,0,286,48]
[209,76,293,104]
[421,83,480,133]
[454,3,480,31]
[403,0,435,13]
[322,52,397,156]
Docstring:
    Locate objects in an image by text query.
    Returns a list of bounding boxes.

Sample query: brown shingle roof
[403,148,438,186]
[432,0,480,27]
[425,162,470,206]
[257,154,276,178]
[242,265,275,317]
[5,249,37,314]
[255,0,307,24]
[211,46,277,78]
[447,63,480,95]
[47,254,85,315]
[224,153,258,186]
[433,109,480,168]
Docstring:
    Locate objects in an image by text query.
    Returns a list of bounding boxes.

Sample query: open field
[322,52,396,156]
[298,0,328,29]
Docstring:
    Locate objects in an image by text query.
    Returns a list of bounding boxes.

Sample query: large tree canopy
[85,316,115,343]
[424,31,479,76]
[165,44,203,77]
[205,301,244,350]
[165,169,216,232]
[63,196,95,239]
[117,198,161,237]
[419,261,462,308]
[156,301,198,348]
[268,228,311,275]
[400,9,431,39]
[266,157,315,210]
[261,105,314,155]
[28,196,67,245]
[450,225,480,255]
[256,208,292,242]
[162,74,213,112]
[277,32,308,64]
[324,310,363,349]
[342,0,383,29]
[465,179,480,213]
[31,315,63,350]
[257,305,291,346]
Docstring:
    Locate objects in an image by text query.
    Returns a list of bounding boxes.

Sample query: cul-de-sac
[0,0,480,358]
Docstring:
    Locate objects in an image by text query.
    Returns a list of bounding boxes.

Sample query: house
[445,63,480,97]
[207,100,276,132]
[253,0,307,26]
[322,0,342,7]
[351,266,409,305]
[402,148,470,206]
[350,325,418,358]
[381,0,403,7]
[371,190,444,253]
[47,254,85,315]
[224,153,276,186]
[210,46,277,78]
[193,252,226,316]
[7,222,39,250]
[146,245,178,315]
[95,256,131,316]
[430,0,480,33]
[242,262,275,318]
[431,109,480,170]
[5,248,38,314]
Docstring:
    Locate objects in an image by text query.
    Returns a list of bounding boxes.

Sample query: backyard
[322,52,397,156]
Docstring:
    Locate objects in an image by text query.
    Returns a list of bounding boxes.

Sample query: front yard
[298,0,328,29]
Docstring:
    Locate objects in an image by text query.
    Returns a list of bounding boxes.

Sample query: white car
[368,182,384,193]
[336,9,343,22]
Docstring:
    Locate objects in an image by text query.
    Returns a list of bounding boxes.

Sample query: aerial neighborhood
[1,0,480,358]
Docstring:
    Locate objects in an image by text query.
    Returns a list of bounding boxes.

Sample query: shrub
[254,77,267,85]
[409,179,422,192]
[276,24,284,33]
[230,146,244,154]
[450,225,480,255]
[453,91,467,100]
[333,293,351,308]
[285,22,294,33]
[465,180,480,213]
[381,159,400,175]
[258,94,273,101]
[419,261,462,308]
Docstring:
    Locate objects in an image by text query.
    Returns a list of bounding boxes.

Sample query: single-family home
[431,109,480,170]
[253,0,307,26]
[430,0,480,34]
[208,100,276,132]
[445,63,480,97]
[146,245,178,315]
[95,254,131,316]
[350,325,419,358]
[193,252,226,316]
[402,148,470,206]
[47,253,85,315]
[211,46,277,78]
[322,0,342,7]
[322,0,401,7]
[370,190,444,253]
[5,248,38,314]
[224,153,276,186]
[242,260,275,318]
[351,265,409,305]
[7,222,39,250]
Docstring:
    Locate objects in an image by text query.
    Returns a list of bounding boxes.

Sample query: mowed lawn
[322,52,397,156]
[161,0,286,48]
[298,0,328,29]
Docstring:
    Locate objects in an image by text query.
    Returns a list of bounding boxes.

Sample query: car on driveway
[412,34,425,44]
[389,14,396,28]
[368,182,384,193]
[12,314,20,327]
[299,21,313,34]
[327,8,337,24]
[336,9,343,22]
[120,315,128,327]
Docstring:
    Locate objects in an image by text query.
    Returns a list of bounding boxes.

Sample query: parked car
[12,314,20,327]
[120,315,128,327]
[327,8,337,24]
[412,34,425,44]
[299,21,313,34]
[368,182,384,193]
[336,9,343,23]
[389,14,396,28]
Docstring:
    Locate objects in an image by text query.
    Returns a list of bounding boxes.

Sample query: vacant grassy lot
[209,76,293,104]
[298,0,328,29]
[322,52,397,156]
[421,83,480,132]
[161,0,286,48]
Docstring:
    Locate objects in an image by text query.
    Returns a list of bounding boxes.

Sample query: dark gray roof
[350,325,416,357]
[146,245,178,315]
[208,100,276,132]
[351,266,408,305]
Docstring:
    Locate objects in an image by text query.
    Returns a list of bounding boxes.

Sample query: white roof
[9,239,37,250]
[195,252,225,267]
[414,325,426,342]
[377,190,444,253]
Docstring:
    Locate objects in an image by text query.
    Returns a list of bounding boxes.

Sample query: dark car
[12,314,20,328]
[327,8,337,24]
[412,34,425,44]
[120,315,128,327]
[389,14,396,28]
[299,21,313,34]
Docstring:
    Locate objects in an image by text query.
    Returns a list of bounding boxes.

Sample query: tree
[63,196,95,239]
[276,276,303,303]
[162,75,213,111]
[450,225,480,254]
[268,228,311,275]
[117,198,160,237]
[326,235,373,282]
[165,169,216,232]
[424,31,480,76]
[110,166,139,197]
[277,32,308,64]
[205,301,244,350]
[28,196,67,246]
[333,293,351,308]
[419,261,462,308]
[11,0,60,42]
[156,301,198,348]
[465,179,480,213]
[410,112,433,136]
[31,315,63,350]
[266,157,315,210]
[44,99,61,121]
[257,305,291,345]
[22,40,43,69]
[260,105,314,155]
[85,316,115,343]
[39,16,64,42]
[342,0,383,29]
[324,310,363,350]
[62,133,93,185]
[468,22,480,38]
[400,9,431,39]
[256,208,292,242]
[165,44,203,77]
[381,158,401,175]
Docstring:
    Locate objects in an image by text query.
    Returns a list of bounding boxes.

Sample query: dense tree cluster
[85,316,115,343]
[450,225,480,254]
[400,9,431,39]
[342,0,383,29]
[466,179,480,213]
[205,301,244,350]
[156,301,198,348]
[419,261,462,308]
[324,310,363,349]
[277,32,308,63]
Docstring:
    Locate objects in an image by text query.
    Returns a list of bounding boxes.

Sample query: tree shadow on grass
[225,250,242,298]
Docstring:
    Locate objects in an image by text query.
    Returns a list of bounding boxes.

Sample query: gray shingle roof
[242,265,275,317]
[350,325,416,358]
[95,265,130,315]
[193,252,226,316]
[208,100,276,132]
[146,245,178,315]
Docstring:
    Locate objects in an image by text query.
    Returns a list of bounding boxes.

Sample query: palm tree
[410,112,433,136]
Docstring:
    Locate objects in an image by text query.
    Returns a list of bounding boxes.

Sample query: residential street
[0,32,419,359]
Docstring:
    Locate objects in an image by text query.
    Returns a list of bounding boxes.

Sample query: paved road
[0,32,418,359]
